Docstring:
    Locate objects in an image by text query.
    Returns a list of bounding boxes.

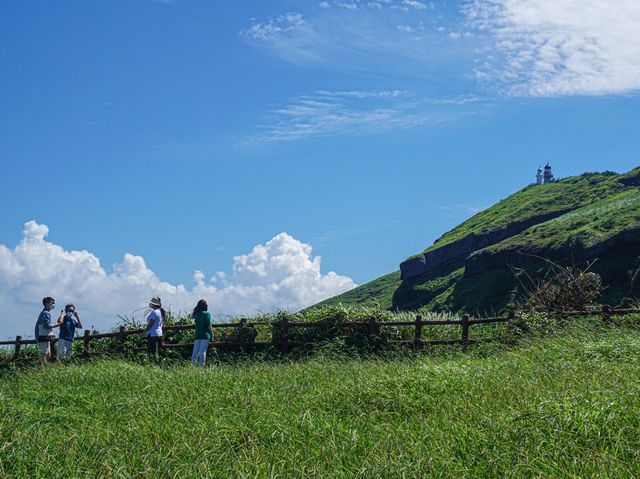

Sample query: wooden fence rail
[1,306,638,361]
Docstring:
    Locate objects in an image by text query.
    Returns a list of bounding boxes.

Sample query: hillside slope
[315,167,640,314]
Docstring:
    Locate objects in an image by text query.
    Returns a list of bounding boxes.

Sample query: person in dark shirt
[34,296,63,360]
[57,304,83,360]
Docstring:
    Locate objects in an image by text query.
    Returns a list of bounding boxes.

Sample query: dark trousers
[147,336,162,359]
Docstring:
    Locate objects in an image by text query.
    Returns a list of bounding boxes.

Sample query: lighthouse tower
[536,166,544,185]
[543,163,554,183]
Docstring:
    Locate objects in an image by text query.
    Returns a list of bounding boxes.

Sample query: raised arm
[74,310,83,330]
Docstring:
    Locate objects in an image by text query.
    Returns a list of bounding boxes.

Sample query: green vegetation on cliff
[419,170,624,257]
[312,270,401,310]
[317,167,640,314]
[480,186,640,253]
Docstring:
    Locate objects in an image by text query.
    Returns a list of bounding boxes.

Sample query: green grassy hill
[2,320,640,477]
[316,167,640,314]
[421,170,625,255]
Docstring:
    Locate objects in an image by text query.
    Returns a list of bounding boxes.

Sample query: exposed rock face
[619,169,640,187]
[463,248,534,278]
[464,226,640,277]
[400,255,428,280]
[399,208,575,280]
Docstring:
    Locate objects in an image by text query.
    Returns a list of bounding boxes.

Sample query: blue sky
[1,0,639,337]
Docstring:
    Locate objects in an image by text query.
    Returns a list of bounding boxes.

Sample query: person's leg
[153,337,161,360]
[191,340,200,366]
[56,339,65,360]
[199,340,209,367]
[60,339,73,360]
[146,336,156,359]
[194,340,206,366]
[38,341,50,360]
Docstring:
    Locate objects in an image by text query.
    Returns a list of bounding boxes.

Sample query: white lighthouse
[536,166,544,185]
[543,163,554,183]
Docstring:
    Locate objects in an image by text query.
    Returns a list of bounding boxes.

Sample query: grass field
[1,319,639,478]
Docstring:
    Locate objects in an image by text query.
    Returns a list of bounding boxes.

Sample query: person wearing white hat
[143,297,165,360]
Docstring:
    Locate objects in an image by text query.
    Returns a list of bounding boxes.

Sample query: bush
[517,259,603,312]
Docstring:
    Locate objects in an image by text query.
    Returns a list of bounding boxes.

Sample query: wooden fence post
[506,311,515,329]
[83,330,91,358]
[460,314,470,349]
[602,304,612,324]
[280,316,290,353]
[13,336,22,361]
[414,315,423,347]
[367,316,378,347]
[118,326,126,353]
[271,322,278,350]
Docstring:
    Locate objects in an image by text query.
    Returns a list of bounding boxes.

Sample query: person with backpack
[34,296,63,360]
[143,297,165,360]
[57,304,83,360]
[191,299,213,367]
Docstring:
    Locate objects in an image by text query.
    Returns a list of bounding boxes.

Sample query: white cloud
[0,221,356,339]
[245,90,471,143]
[241,1,640,98]
[239,2,472,76]
[240,13,326,62]
[337,2,357,10]
[466,0,640,96]
[437,204,483,215]
[402,0,430,10]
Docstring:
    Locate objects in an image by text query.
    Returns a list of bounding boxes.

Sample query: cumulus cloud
[466,0,640,96]
[0,221,356,339]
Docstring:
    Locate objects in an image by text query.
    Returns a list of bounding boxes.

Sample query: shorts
[37,341,51,356]
[57,338,74,360]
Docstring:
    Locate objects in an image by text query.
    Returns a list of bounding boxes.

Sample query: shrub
[516,259,603,312]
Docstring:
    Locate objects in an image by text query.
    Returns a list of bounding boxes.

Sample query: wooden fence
[1,305,637,361]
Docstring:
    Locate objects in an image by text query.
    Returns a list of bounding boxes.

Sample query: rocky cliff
[463,226,640,277]
[399,208,574,280]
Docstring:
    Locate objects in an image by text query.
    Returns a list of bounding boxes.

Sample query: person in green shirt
[191,299,213,367]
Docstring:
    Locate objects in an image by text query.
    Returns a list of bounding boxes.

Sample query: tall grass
[1,319,639,478]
